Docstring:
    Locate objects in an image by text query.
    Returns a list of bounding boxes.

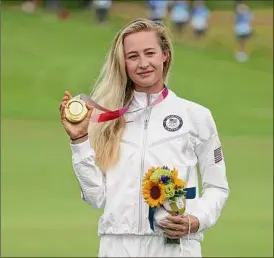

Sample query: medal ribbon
[79,86,168,123]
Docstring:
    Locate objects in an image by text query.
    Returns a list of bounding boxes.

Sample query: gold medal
[65,97,88,123]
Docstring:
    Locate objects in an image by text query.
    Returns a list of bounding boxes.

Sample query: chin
[136,79,157,88]
[139,83,154,88]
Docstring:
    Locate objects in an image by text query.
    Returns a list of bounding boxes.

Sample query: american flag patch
[214,146,223,163]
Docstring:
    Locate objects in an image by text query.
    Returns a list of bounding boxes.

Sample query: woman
[147,0,169,22]
[92,0,112,23]
[190,0,210,39]
[234,3,253,62]
[170,0,190,40]
[59,18,229,257]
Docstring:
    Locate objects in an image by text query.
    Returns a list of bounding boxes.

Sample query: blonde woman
[59,18,229,257]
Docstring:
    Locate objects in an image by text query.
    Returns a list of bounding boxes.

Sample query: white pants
[98,235,202,257]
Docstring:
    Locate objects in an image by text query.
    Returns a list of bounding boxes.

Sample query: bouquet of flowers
[142,166,190,244]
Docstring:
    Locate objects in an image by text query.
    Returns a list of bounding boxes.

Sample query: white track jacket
[70,88,230,243]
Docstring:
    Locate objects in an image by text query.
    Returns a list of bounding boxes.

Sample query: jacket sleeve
[70,138,106,209]
[192,110,230,232]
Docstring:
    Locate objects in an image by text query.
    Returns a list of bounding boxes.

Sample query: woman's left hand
[158,215,200,239]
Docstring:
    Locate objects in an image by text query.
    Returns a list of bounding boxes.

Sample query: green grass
[1,6,273,258]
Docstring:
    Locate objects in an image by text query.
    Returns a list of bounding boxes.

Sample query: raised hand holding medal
[59,91,93,143]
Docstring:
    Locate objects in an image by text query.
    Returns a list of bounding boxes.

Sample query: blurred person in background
[21,0,70,20]
[79,0,94,9]
[234,2,254,62]
[59,18,229,257]
[170,0,191,41]
[21,0,37,13]
[44,0,61,11]
[92,0,112,23]
[147,0,169,23]
[190,0,210,40]
[234,0,244,10]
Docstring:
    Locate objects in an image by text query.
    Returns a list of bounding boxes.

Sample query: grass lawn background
[1,2,273,257]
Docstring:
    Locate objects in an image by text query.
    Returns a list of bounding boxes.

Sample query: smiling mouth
[138,71,153,75]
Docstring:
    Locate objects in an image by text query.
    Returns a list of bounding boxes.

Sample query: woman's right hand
[59,91,93,142]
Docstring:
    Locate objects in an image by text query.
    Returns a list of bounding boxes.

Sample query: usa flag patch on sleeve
[214,146,223,163]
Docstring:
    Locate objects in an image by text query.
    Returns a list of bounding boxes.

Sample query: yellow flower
[171,168,186,189]
[142,167,156,184]
[142,180,166,208]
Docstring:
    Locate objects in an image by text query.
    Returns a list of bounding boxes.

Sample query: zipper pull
[144,119,148,129]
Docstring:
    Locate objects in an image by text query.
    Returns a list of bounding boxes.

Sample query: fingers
[59,91,72,117]
[59,99,67,109]
[62,96,69,102]
[163,224,189,238]
[160,221,183,231]
[160,215,190,238]
[59,91,71,111]
[60,101,68,120]
[85,104,94,120]
[160,220,189,233]
[166,215,185,224]
[64,91,72,100]
[164,228,188,238]
[86,103,93,110]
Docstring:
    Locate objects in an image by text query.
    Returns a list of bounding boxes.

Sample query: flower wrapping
[142,166,196,244]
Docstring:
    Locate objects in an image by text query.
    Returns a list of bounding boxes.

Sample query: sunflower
[142,167,156,184]
[142,180,166,208]
[171,168,186,189]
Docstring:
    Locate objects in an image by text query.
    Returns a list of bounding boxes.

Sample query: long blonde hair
[89,18,173,171]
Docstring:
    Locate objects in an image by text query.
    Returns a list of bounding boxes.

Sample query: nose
[139,56,149,69]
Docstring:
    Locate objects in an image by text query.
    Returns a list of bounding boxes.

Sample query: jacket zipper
[138,94,152,233]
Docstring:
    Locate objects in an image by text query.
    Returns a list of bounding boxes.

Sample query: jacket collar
[131,87,166,108]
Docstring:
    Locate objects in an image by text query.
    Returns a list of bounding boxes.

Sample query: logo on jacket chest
[163,115,183,132]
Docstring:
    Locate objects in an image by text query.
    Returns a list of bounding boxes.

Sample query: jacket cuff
[70,138,95,161]
[191,210,208,233]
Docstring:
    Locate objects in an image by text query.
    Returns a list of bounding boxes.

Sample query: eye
[146,52,155,56]
[128,55,138,59]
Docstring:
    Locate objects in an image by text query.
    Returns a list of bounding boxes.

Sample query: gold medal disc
[65,98,88,123]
